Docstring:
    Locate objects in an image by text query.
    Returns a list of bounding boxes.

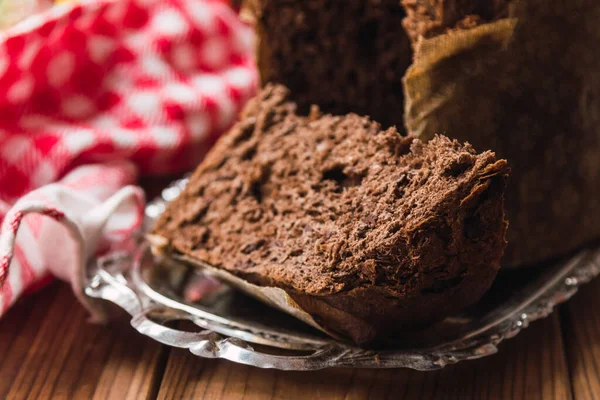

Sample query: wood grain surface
[563,278,600,400]
[155,312,571,400]
[0,283,167,400]
[0,279,587,400]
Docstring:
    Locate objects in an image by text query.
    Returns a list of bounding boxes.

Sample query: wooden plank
[562,277,600,400]
[0,282,168,400]
[157,313,571,400]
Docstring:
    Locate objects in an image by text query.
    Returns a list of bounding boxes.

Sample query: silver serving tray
[84,178,600,371]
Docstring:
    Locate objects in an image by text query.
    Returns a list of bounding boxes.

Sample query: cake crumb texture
[245,0,413,128]
[152,84,510,343]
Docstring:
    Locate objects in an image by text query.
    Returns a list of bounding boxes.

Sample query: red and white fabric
[0,0,258,318]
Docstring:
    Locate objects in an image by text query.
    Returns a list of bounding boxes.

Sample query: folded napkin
[0,0,257,317]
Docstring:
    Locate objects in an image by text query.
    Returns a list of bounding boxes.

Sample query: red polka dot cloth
[0,0,258,318]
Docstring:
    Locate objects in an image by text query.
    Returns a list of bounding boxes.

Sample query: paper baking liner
[146,233,346,341]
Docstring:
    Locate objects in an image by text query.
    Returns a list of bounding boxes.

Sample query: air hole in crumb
[270,204,279,216]
[388,223,401,234]
[290,249,303,257]
[356,227,368,239]
[393,174,409,198]
[394,188,405,199]
[248,164,271,204]
[241,239,266,254]
[445,157,474,177]
[322,166,363,192]
[323,166,347,185]
[191,228,210,249]
[233,122,254,144]
[241,145,257,161]
[250,181,262,203]
[186,204,209,226]
[213,156,228,170]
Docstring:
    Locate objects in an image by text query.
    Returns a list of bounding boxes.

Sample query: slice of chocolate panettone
[151,84,510,344]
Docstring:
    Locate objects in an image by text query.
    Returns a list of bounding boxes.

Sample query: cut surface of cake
[241,0,413,128]
[151,84,510,344]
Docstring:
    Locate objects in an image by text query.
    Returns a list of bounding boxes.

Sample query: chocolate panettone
[151,84,509,344]
[240,0,413,128]
[403,0,600,266]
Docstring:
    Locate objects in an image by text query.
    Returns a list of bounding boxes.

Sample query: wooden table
[1,274,599,400]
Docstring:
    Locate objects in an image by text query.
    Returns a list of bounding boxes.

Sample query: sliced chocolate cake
[241,0,413,128]
[151,85,509,344]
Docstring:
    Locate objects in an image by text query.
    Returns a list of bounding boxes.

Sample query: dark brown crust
[243,0,412,128]
[401,0,511,43]
[152,84,509,344]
